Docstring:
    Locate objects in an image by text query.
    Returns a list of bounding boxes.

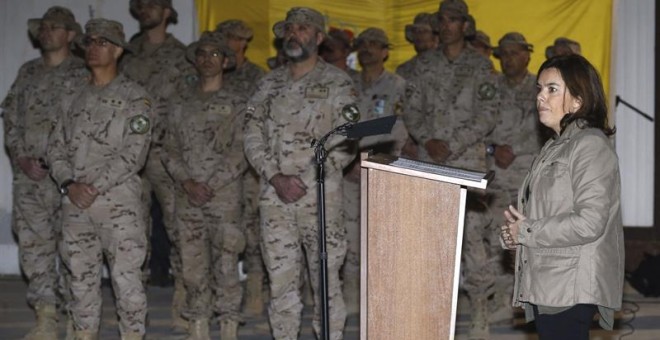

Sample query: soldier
[215,19,268,316]
[2,6,86,340]
[121,0,192,329]
[342,27,409,315]
[47,18,153,340]
[319,28,358,76]
[162,31,247,340]
[470,30,494,60]
[395,12,440,80]
[402,0,498,338]
[486,32,541,324]
[545,37,582,59]
[244,7,357,340]
[395,12,441,158]
[266,37,287,70]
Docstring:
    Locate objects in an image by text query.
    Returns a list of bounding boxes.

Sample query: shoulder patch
[129,115,151,134]
[342,104,360,123]
[478,82,496,100]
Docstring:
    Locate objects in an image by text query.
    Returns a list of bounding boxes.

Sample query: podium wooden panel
[359,154,488,340]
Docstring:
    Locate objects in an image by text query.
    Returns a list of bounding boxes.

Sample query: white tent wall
[613,0,655,227]
[0,0,197,275]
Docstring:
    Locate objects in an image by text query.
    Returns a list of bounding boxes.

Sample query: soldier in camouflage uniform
[402,1,498,338]
[162,31,247,340]
[2,7,86,340]
[395,12,439,81]
[396,12,441,158]
[320,28,358,77]
[485,32,542,325]
[121,0,193,329]
[47,19,153,340]
[342,28,409,315]
[470,30,494,60]
[244,7,357,340]
[215,19,268,317]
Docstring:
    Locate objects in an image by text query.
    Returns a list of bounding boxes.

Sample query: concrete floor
[1,277,659,339]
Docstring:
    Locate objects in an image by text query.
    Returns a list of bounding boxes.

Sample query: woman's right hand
[501,205,525,249]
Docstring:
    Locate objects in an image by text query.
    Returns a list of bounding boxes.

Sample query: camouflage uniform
[397,12,439,81]
[120,31,193,290]
[403,1,498,334]
[342,68,409,312]
[3,55,87,309]
[225,59,267,296]
[244,56,356,339]
[48,70,153,335]
[162,82,248,322]
[395,54,421,81]
[486,72,541,318]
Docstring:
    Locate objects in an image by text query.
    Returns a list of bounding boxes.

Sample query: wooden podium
[359,154,489,340]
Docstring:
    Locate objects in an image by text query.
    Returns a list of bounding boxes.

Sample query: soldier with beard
[2,6,87,340]
[120,0,193,330]
[244,7,357,340]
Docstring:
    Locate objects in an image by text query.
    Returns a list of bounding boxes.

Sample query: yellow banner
[196,0,611,92]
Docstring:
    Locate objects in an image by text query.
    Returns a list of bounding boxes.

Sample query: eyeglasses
[82,37,112,48]
[195,49,223,59]
[38,24,66,32]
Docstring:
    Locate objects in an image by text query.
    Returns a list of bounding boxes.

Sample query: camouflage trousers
[341,177,360,280]
[144,153,181,281]
[176,179,245,321]
[461,192,496,298]
[60,192,148,335]
[12,179,67,308]
[486,187,517,301]
[242,168,265,280]
[260,179,347,340]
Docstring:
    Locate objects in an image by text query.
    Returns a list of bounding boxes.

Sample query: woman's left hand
[500,205,527,250]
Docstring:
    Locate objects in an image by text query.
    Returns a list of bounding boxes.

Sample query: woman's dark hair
[537,54,615,136]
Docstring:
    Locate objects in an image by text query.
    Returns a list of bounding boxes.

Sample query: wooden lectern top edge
[361,153,489,189]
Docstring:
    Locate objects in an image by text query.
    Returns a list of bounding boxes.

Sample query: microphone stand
[616,95,654,122]
[311,122,353,340]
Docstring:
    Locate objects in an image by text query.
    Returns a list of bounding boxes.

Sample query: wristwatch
[59,179,75,196]
[486,144,496,156]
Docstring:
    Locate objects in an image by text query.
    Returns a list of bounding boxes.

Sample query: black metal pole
[314,146,330,340]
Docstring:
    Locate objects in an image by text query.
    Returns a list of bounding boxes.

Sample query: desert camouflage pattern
[244,59,356,340]
[47,74,153,335]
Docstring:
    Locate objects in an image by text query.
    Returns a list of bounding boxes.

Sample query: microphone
[341,103,360,123]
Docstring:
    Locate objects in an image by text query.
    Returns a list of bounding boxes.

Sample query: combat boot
[219,319,239,340]
[343,277,360,315]
[468,295,489,340]
[172,279,188,331]
[244,273,264,316]
[23,304,57,340]
[185,319,210,340]
[72,331,98,340]
[120,332,143,340]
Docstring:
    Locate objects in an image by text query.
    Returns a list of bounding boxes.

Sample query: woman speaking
[500,54,624,339]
